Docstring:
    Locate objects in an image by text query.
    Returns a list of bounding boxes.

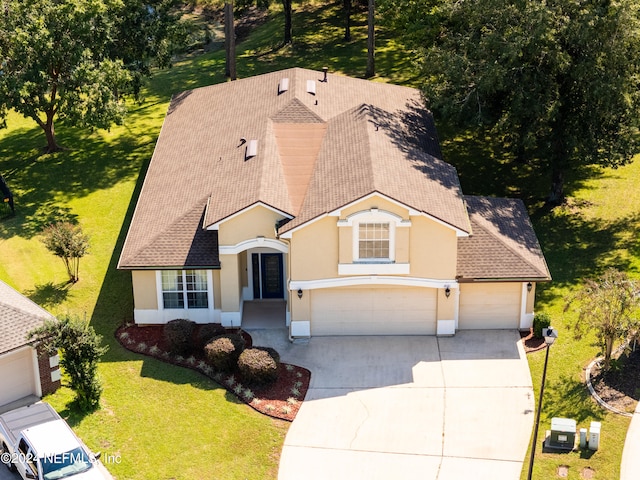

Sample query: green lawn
[1,1,638,479]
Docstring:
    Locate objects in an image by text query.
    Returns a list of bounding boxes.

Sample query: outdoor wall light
[445,286,451,298]
[297,288,303,299]
[527,282,533,292]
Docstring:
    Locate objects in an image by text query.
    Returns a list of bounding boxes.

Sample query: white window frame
[356,221,393,263]
[337,209,411,275]
[158,270,211,310]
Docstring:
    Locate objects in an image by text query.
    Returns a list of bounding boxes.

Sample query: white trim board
[290,276,458,290]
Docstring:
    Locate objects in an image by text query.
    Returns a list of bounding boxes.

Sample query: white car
[0,403,112,480]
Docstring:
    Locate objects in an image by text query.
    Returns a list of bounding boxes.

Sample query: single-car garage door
[0,348,38,407]
[458,282,521,329]
[311,286,437,335]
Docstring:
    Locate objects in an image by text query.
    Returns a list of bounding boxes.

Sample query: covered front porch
[241,300,288,329]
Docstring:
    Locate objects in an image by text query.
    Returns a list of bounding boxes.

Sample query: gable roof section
[457,196,551,281]
[120,201,219,269]
[119,68,471,269]
[0,280,55,355]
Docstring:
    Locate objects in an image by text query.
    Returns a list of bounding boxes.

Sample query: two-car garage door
[0,347,38,407]
[310,286,437,336]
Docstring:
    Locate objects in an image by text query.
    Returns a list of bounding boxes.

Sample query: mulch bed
[115,324,310,422]
[589,347,640,414]
[520,329,547,353]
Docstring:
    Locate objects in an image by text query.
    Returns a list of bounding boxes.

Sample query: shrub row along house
[118,68,550,338]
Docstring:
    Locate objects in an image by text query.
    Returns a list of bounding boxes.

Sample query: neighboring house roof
[457,196,551,281]
[119,68,471,268]
[0,280,55,355]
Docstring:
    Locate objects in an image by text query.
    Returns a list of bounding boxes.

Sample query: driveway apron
[257,330,534,480]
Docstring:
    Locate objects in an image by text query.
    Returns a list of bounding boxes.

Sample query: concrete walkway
[248,329,534,480]
[621,400,640,480]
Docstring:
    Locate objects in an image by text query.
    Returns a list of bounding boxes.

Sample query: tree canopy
[29,315,108,411]
[391,0,640,202]
[566,269,640,370]
[0,0,184,153]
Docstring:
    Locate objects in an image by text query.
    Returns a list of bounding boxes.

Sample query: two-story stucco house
[117,67,550,338]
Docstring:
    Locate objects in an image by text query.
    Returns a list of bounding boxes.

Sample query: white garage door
[0,348,38,407]
[311,287,437,336]
[458,283,521,330]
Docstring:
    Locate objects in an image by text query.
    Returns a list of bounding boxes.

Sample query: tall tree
[283,0,293,44]
[343,0,352,41]
[405,0,640,203]
[224,2,237,80]
[0,0,130,152]
[566,269,640,370]
[0,0,185,152]
[365,0,375,77]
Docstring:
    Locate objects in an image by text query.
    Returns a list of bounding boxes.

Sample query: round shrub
[163,319,196,355]
[533,312,552,338]
[237,347,280,386]
[194,323,227,353]
[204,334,245,372]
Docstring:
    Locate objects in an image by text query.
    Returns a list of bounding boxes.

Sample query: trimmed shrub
[194,323,227,353]
[164,319,196,355]
[238,347,280,386]
[204,334,245,372]
[533,313,552,338]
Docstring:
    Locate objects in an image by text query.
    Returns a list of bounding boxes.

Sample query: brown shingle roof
[0,280,55,354]
[119,68,471,269]
[457,196,551,280]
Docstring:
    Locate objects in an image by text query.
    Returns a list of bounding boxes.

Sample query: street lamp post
[527,327,559,480]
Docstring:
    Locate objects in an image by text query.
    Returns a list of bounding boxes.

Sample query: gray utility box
[549,417,576,449]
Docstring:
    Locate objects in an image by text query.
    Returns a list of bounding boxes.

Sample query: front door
[260,253,284,299]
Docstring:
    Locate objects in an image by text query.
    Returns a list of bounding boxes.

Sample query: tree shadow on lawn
[0,125,151,239]
[24,281,72,308]
[532,210,640,301]
[543,374,604,424]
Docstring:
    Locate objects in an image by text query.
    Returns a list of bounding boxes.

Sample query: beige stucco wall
[291,290,311,321]
[409,216,457,279]
[213,270,221,309]
[220,254,240,312]
[290,216,339,280]
[218,205,287,245]
[132,270,158,310]
[436,288,456,320]
[396,227,410,263]
[341,195,409,218]
[239,252,248,287]
[338,226,352,264]
[526,283,536,313]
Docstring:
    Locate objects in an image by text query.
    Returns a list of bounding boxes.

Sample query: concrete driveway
[251,329,534,480]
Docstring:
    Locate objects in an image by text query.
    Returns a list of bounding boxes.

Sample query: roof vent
[306,80,316,95]
[278,78,290,94]
[245,139,258,160]
[322,66,328,82]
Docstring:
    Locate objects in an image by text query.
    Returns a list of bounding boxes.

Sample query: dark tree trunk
[365,0,375,78]
[548,166,565,205]
[344,0,351,42]
[43,116,61,153]
[224,2,236,80]
[283,0,292,44]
